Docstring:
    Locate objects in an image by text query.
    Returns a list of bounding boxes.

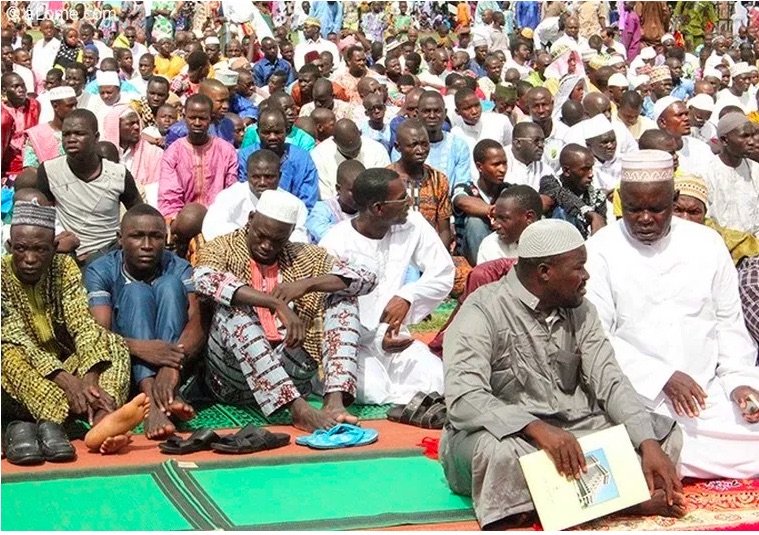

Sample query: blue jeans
[461,217,491,266]
[112,275,189,385]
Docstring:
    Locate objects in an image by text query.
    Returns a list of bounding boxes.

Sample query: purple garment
[622,10,642,62]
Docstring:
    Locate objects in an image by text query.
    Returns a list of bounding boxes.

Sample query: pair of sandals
[2,421,76,466]
[158,423,290,455]
[387,391,447,429]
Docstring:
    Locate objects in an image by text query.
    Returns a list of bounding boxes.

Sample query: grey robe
[440,269,681,528]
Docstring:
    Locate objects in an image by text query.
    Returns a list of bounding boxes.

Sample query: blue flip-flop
[295,423,378,450]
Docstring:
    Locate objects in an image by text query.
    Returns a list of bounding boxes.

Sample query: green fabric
[185,452,474,530]
[2,472,193,531]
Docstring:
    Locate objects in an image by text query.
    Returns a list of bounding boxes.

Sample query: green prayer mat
[1,450,475,531]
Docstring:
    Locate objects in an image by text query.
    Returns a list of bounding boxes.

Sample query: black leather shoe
[2,421,44,466]
[37,421,76,462]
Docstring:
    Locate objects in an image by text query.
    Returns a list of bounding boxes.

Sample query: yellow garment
[705,218,759,266]
[155,55,188,80]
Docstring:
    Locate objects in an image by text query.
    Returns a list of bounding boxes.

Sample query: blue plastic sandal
[295,423,378,450]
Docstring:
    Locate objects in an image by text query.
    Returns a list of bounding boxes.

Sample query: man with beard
[504,121,546,191]
[442,217,684,530]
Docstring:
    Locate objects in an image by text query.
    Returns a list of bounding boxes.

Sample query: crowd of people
[1,0,759,530]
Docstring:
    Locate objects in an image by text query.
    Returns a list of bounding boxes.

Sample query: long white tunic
[677,135,715,176]
[311,136,391,200]
[585,218,759,478]
[703,157,759,238]
[319,212,454,404]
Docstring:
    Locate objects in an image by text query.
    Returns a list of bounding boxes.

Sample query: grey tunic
[440,269,681,528]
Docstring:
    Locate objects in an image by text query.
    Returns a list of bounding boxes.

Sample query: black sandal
[386,391,445,427]
[158,429,220,455]
[211,424,290,454]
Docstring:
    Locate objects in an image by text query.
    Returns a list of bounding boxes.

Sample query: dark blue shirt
[230,93,258,121]
[237,142,319,211]
[253,57,295,87]
[164,116,236,149]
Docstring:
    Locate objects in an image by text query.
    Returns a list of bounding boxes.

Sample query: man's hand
[55,372,103,423]
[382,326,414,353]
[586,212,606,235]
[55,231,80,253]
[153,367,180,414]
[731,385,759,424]
[524,420,587,479]
[130,340,185,368]
[663,371,707,418]
[380,297,411,336]
[271,280,311,305]
[276,304,306,349]
[639,439,683,506]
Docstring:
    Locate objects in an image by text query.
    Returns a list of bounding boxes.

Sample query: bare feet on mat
[99,434,133,454]
[628,489,688,518]
[321,392,358,425]
[145,405,175,440]
[84,393,150,453]
[290,398,339,432]
[168,397,195,421]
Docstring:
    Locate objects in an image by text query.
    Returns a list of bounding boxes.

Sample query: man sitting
[2,201,144,455]
[586,150,759,478]
[307,160,362,243]
[85,204,206,440]
[504,122,546,190]
[540,144,607,239]
[320,168,454,404]
[205,148,308,242]
[478,185,543,264]
[192,190,376,431]
[441,218,684,530]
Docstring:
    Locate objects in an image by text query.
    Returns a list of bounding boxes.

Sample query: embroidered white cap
[256,190,300,225]
[517,219,585,259]
[620,150,674,182]
[214,69,239,86]
[48,85,77,101]
[731,61,752,78]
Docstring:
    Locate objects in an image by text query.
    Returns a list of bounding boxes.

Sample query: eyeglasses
[367,104,386,111]
[514,137,545,145]
[380,192,410,205]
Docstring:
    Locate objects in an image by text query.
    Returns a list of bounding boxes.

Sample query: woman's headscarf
[544,44,586,81]
[553,74,587,120]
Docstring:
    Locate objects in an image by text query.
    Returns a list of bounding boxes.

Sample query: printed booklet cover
[518,425,650,531]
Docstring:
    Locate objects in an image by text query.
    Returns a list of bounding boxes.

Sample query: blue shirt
[165,116,236,149]
[253,57,295,87]
[515,1,541,29]
[83,249,194,308]
[306,200,339,243]
[359,120,392,155]
[642,96,655,120]
[389,115,450,155]
[85,78,140,95]
[310,0,343,39]
[229,93,258,121]
[671,79,695,101]
[237,142,319,210]
[391,131,472,192]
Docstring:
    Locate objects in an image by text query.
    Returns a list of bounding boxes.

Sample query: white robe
[703,157,759,238]
[585,218,759,478]
[202,182,309,242]
[319,212,454,404]
[504,145,545,191]
[451,112,514,180]
[676,135,715,176]
[311,136,391,199]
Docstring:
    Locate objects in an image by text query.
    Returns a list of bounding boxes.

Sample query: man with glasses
[359,92,391,155]
[320,168,454,405]
[505,121,546,191]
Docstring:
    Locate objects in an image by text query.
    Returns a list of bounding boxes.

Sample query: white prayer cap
[631,74,650,89]
[204,36,220,46]
[749,65,759,73]
[640,46,656,60]
[48,85,76,101]
[717,112,751,137]
[653,96,680,122]
[214,69,239,86]
[620,150,674,183]
[608,73,629,88]
[256,190,300,225]
[731,61,752,78]
[661,33,675,44]
[582,115,614,140]
[607,55,626,67]
[472,37,488,48]
[517,219,585,259]
[96,70,120,87]
[386,40,401,53]
[703,67,723,80]
[687,93,715,113]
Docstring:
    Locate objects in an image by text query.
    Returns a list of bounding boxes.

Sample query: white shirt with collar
[504,144,545,191]
[31,37,60,78]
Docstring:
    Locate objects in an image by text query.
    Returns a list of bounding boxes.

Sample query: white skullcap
[661,33,675,44]
[703,67,723,80]
[256,190,300,225]
[214,69,239,86]
[517,219,585,259]
[621,150,674,183]
[472,37,488,48]
[717,112,751,137]
[607,55,626,66]
[386,40,401,53]
[749,65,759,73]
[631,74,650,89]
[608,73,629,88]
[687,93,715,112]
[96,70,120,87]
[653,96,680,122]
[731,61,752,78]
[48,85,76,101]
[640,46,656,60]
[204,36,220,46]
[582,114,614,140]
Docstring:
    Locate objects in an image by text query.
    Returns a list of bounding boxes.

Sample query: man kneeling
[441,219,684,530]
[192,190,376,431]
[85,204,206,439]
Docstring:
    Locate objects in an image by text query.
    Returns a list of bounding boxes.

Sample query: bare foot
[84,393,150,452]
[168,397,195,422]
[321,393,358,425]
[145,403,176,440]
[290,398,338,432]
[100,433,133,454]
[627,489,688,518]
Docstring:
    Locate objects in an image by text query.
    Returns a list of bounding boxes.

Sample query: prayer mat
[1,451,475,531]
